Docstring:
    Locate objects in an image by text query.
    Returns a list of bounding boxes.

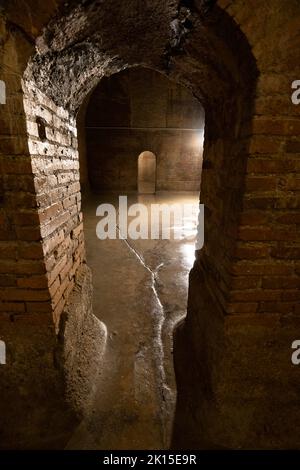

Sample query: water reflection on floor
[67,191,199,450]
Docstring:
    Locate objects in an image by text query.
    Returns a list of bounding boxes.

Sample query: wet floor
[67,191,199,450]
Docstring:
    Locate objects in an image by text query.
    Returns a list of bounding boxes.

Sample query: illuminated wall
[80,67,204,192]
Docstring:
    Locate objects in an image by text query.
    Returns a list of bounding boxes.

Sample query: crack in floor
[116,224,173,447]
[67,193,198,449]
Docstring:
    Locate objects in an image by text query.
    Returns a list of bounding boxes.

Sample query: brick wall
[228,99,300,317]
[82,68,204,192]
[0,11,81,449]
[22,81,85,329]
[0,73,85,329]
[0,14,43,318]
[173,0,300,450]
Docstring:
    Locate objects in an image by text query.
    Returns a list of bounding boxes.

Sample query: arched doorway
[73,67,204,448]
[137,151,156,194]
[5,1,259,448]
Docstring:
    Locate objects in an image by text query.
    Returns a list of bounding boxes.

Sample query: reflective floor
[67,191,199,450]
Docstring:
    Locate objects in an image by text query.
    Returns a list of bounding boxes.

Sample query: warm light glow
[180,243,196,266]
[193,129,204,150]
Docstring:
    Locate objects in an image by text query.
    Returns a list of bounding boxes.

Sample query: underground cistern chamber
[1,1,300,463]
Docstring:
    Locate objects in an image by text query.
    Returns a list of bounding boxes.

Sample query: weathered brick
[38,202,63,224]
[238,226,298,242]
[258,302,295,314]
[0,302,25,313]
[0,242,17,259]
[231,262,295,276]
[238,227,273,241]
[59,258,73,282]
[227,302,258,314]
[231,276,261,290]
[252,119,286,136]
[51,275,69,309]
[247,158,299,174]
[17,274,48,289]
[285,140,300,153]
[240,210,269,225]
[0,274,17,286]
[281,290,300,301]
[18,242,43,260]
[275,212,300,224]
[245,176,277,192]
[235,244,270,259]
[0,136,29,155]
[249,136,282,154]
[230,289,281,302]
[4,175,35,192]
[26,301,52,314]
[42,230,64,256]
[48,277,59,299]
[0,288,50,301]
[47,254,67,284]
[13,211,40,226]
[271,245,300,259]
[262,276,300,289]
[63,278,75,301]
[0,155,32,175]
[71,222,83,240]
[0,260,45,275]
[53,295,66,329]
[40,212,70,238]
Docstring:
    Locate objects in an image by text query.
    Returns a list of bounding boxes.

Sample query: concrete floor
[67,191,199,450]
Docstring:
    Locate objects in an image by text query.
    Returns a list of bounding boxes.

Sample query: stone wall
[0,13,40,318]
[20,79,107,439]
[82,68,204,192]
[0,6,85,337]
[22,80,84,328]
[0,12,106,448]
[172,0,300,450]
[0,11,78,449]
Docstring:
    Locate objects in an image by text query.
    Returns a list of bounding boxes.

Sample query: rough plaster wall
[56,263,107,417]
[84,68,204,192]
